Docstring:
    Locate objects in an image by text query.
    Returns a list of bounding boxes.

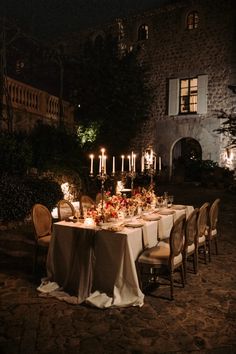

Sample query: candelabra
[89,148,109,222]
[141,146,158,190]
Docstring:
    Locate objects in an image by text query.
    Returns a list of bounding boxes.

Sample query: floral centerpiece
[86,187,157,224]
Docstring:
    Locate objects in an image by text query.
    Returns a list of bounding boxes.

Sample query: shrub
[24,177,64,210]
[0,133,32,175]
[0,174,63,222]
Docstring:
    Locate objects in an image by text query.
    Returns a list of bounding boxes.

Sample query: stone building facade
[74,0,236,178]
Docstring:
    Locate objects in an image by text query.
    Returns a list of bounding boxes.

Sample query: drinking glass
[167,195,174,207]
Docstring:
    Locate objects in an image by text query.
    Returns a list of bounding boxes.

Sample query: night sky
[2,0,172,38]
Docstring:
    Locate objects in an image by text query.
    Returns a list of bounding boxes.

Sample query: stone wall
[122,0,236,173]
[74,0,236,176]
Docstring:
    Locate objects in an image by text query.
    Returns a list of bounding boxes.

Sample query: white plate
[158,210,176,215]
[142,214,161,221]
[171,205,187,210]
[68,216,79,222]
[125,221,145,228]
[101,225,124,232]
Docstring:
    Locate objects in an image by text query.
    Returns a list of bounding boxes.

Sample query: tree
[215,109,236,148]
[76,45,152,155]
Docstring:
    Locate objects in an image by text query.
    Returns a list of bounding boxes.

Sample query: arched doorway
[171,137,202,182]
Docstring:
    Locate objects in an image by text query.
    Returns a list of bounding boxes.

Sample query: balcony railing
[3,76,74,124]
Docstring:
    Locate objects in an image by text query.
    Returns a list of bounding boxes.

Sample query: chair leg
[184,256,187,282]
[33,244,38,275]
[170,270,174,300]
[195,249,199,274]
[208,238,212,262]
[215,237,219,255]
[204,243,208,264]
[193,252,197,274]
[180,264,185,288]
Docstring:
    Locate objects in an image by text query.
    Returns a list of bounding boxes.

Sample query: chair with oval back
[80,195,96,217]
[195,202,209,272]
[57,199,76,221]
[206,198,220,262]
[31,203,52,274]
[137,214,186,300]
[183,208,199,281]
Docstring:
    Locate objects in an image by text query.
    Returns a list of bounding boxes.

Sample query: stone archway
[170,137,202,182]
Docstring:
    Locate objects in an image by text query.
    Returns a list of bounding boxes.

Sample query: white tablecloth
[43,205,193,308]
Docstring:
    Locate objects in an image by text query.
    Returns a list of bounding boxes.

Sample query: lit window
[138,24,149,41]
[180,78,198,114]
[186,11,199,30]
[168,75,208,116]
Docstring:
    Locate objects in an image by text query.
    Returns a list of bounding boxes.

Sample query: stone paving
[0,184,236,354]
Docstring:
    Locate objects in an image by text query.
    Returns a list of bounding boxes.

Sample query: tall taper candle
[90,154,94,174]
[112,156,115,174]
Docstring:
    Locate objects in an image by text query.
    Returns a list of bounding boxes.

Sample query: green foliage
[77,121,101,149]
[0,133,32,175]
[0,174,63,222]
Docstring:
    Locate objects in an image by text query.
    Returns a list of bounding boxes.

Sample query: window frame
[186,11,199,30]
[179,77,198,115]
[138,24,149,41]
[168,75,208,116]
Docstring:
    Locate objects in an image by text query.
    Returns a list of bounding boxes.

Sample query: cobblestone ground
[0,184,236,354]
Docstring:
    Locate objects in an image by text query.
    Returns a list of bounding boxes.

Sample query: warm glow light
[84,217,95,227]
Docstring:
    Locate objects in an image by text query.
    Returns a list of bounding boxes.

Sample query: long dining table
[45,205,194,308]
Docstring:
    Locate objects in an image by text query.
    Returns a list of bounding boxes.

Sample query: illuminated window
[168,75,208,116]
[186,11,199,30]
[138,24,149,40]
[180,78,198,114]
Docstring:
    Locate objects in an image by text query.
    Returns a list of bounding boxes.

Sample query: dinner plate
[125,221,145,228]
[142,214,161,221]
[171,205,187,210]
[68,216,79,223]
[101,224,124,232]
[158,210,176,215]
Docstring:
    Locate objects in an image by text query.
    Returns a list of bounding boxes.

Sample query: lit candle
[159,156,162,171]
[104,155,107,174]
[131,151,134,169]
[121,155,124,172]
[150,149,153,166]
[99,155,102,173]
[112,156,115,174]
[128,155,131,171]
[90,154,94,174]
[133,154,136,172]
[101,148,105,170]
[141,155,144,172]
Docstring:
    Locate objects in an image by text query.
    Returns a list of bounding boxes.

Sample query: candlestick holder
[97,167,108,222]
[127,167,137,193]
[141,146,157,190]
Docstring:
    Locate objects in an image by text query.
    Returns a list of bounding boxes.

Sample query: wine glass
[157,196,164,208]
[167,195,174,208]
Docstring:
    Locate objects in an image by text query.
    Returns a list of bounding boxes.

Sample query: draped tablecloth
[44,205,193,308]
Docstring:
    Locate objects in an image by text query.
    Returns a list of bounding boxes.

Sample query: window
[180,78,197,114]
[168,75,208,116]
[138,24,149,41]
[186,11,199,30]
